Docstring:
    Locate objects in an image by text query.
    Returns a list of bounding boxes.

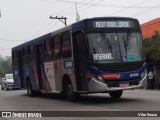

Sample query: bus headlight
[98,76,103,80]
[97,75,104,83]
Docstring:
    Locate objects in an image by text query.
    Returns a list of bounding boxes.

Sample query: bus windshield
[87,32,143,63]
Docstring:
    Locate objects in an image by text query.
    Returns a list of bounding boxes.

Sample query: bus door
[36,44,50,91]
[44,38,56,91]
[18,50,25,88]
[53,34,62,91]
[72,31,88,91]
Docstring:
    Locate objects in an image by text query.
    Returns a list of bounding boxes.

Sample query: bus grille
[89,61,144,72]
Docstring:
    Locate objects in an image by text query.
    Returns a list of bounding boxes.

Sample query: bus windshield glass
[87,32,143,63]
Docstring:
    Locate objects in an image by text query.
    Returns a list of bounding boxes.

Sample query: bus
[12,17,147,101]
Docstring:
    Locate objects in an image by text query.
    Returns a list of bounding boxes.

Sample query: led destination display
[92,20,135,28]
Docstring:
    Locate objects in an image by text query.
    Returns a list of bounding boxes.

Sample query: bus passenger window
[30,45,35,54]
[62,31,72,58]
[23,47,27,56]
[53,35,61,59]
[27,46,30,55]
[44,39,52,60]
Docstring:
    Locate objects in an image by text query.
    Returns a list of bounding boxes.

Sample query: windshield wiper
[123,35,128,57]
[123,32,130,47]
[100,32,113,53]
[122,32,131,57]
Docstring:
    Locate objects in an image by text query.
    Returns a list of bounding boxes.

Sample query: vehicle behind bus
[12,17,147,101]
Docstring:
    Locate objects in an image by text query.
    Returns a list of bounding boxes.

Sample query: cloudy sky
[0,0,160,57]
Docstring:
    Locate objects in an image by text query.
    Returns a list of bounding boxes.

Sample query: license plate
[119,83,129,87]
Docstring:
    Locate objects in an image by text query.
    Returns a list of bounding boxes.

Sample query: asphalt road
[0,85,160,120]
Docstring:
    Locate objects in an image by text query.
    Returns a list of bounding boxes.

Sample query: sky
[0,0,160,57]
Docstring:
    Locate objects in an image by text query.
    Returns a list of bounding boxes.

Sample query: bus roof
[12,33,51,51]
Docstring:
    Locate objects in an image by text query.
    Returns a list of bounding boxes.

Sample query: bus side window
[53,35,61,60]
[62,31,72,58]
[23,47,27,56]
[30,45,35,54]
[27,46,30,55]
[12,51,17,65]
[44,39,52,61]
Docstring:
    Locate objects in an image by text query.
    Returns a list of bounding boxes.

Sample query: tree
[0,55,12,77]
[143,30,160,61]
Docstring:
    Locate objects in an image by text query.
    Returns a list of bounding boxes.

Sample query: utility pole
[75,0,77,21]
[49,16,67,26]
[75,0,80,21]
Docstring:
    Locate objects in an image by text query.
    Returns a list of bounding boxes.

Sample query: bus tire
[26,79,36,97]
[65,81,79,101]
[1,85,4,90]
[109,90,123,99]
[36,91,42,96]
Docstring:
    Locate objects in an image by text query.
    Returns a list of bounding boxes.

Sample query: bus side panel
[53,60,62,91]
[12,51,21,89]
[40,62,50,91]
[44,61,56,91]
[22,52,41,91]
[35,44,51,91]
[22,64,27,88]
[30,64,40,91]
[18,51,25,89]
[13,66,21,88]
[23,63,40,91]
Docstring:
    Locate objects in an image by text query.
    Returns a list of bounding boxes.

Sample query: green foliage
[0,55,12,77]
[143,30,160,61]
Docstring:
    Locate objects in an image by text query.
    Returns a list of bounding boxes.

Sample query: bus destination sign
[93,20,134,28]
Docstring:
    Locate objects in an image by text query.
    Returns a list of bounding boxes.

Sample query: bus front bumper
[88,73,147,93]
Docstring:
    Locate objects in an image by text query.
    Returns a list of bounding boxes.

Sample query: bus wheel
[66,81,79,101]
[109,90,123,99]
[1,85,4,90]
[26,80,36,97]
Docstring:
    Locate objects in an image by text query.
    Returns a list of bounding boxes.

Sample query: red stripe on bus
[33,66,39,89]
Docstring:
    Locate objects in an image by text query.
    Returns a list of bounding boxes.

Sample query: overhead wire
[50,0,94,17]
[46,20,59,33]
[30,0,91,40]
[27,0,159,41]
[29,19,50,40]
[131,3,160,17]
[65,0,104,16]
[30,0,85,39]
[19,0,160,45]
[105,0,151,16]
[0,1,76,43]
[41,0,159,9]
[0,48,11,50]
[0,39,26,41]
[1,0,160,50]
[83,3,160,9]
[33,19,54,37]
